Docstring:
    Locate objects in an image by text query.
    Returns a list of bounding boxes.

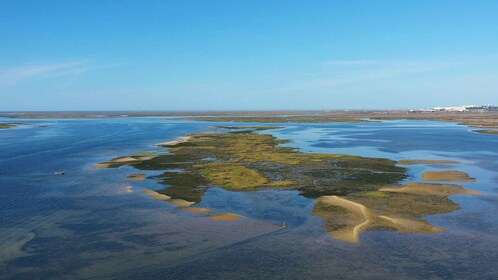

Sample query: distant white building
[414,105,498,112]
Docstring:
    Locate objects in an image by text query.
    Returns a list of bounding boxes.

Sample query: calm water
[1,118,497,279]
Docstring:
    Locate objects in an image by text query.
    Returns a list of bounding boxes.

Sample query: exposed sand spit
[380,182,479,196]
[168,199,195,207]
[143,189,171,201]
[422,170,476,182]
[398,160,460,165]
[143,189,195,207]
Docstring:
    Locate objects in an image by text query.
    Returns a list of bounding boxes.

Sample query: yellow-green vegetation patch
[134,151,157,155]
[362,191,390,198]
[195,162,269,190]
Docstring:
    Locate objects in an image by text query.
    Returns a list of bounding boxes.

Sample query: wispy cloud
[262,56,498,94]
[323,60,387,66]
[0,61,89,90]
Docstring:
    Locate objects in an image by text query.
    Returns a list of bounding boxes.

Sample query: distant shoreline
[1,110,497,130]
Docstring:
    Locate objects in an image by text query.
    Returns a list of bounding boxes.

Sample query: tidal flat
[1,118,497,279]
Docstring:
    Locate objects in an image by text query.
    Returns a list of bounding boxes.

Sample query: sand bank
[315,195,444,243]
[422,170,475,182]
[143,189,195,207]
[380,182,478,196]
[143,189,171,201]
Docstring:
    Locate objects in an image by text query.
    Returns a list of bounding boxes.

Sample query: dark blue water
[1,118,497,279]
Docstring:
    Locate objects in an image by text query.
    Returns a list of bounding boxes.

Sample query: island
[95,126,478,243]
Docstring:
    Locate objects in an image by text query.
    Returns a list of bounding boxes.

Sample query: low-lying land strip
[2,111,497,130]
[422,170,476,182]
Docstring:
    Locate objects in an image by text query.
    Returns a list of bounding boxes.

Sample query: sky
[1,0,498,111]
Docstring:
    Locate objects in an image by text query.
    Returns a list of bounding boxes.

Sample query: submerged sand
[398,160,461,165]
[422,170,476,182]
[208,213,241,221]
[183,207,217,214]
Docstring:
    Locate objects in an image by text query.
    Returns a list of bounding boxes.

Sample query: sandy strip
[143,189,196,208]
[398,159,461,165]
[143,189,171,201]
[380,182,479,195]
[93,163,111,168]
[156,135,192,147]
[168,199,195,207]
[208,213,241,221]
[422,170,476,182]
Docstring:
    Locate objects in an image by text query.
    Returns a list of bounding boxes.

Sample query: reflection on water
[1,118,498,279]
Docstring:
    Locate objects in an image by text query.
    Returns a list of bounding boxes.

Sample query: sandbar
[422,170,475,182]
[315,195,444,243]
[380,182,478,195]
[143,189,171,201]
[168,199,195,207]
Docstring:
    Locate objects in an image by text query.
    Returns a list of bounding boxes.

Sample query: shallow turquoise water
[0,118,497,279]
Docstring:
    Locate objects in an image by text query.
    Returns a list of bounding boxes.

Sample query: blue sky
[1,0,497,111]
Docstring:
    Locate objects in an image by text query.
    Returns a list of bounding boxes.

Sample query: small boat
[54,171,65,175]
[282,222,287,229]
